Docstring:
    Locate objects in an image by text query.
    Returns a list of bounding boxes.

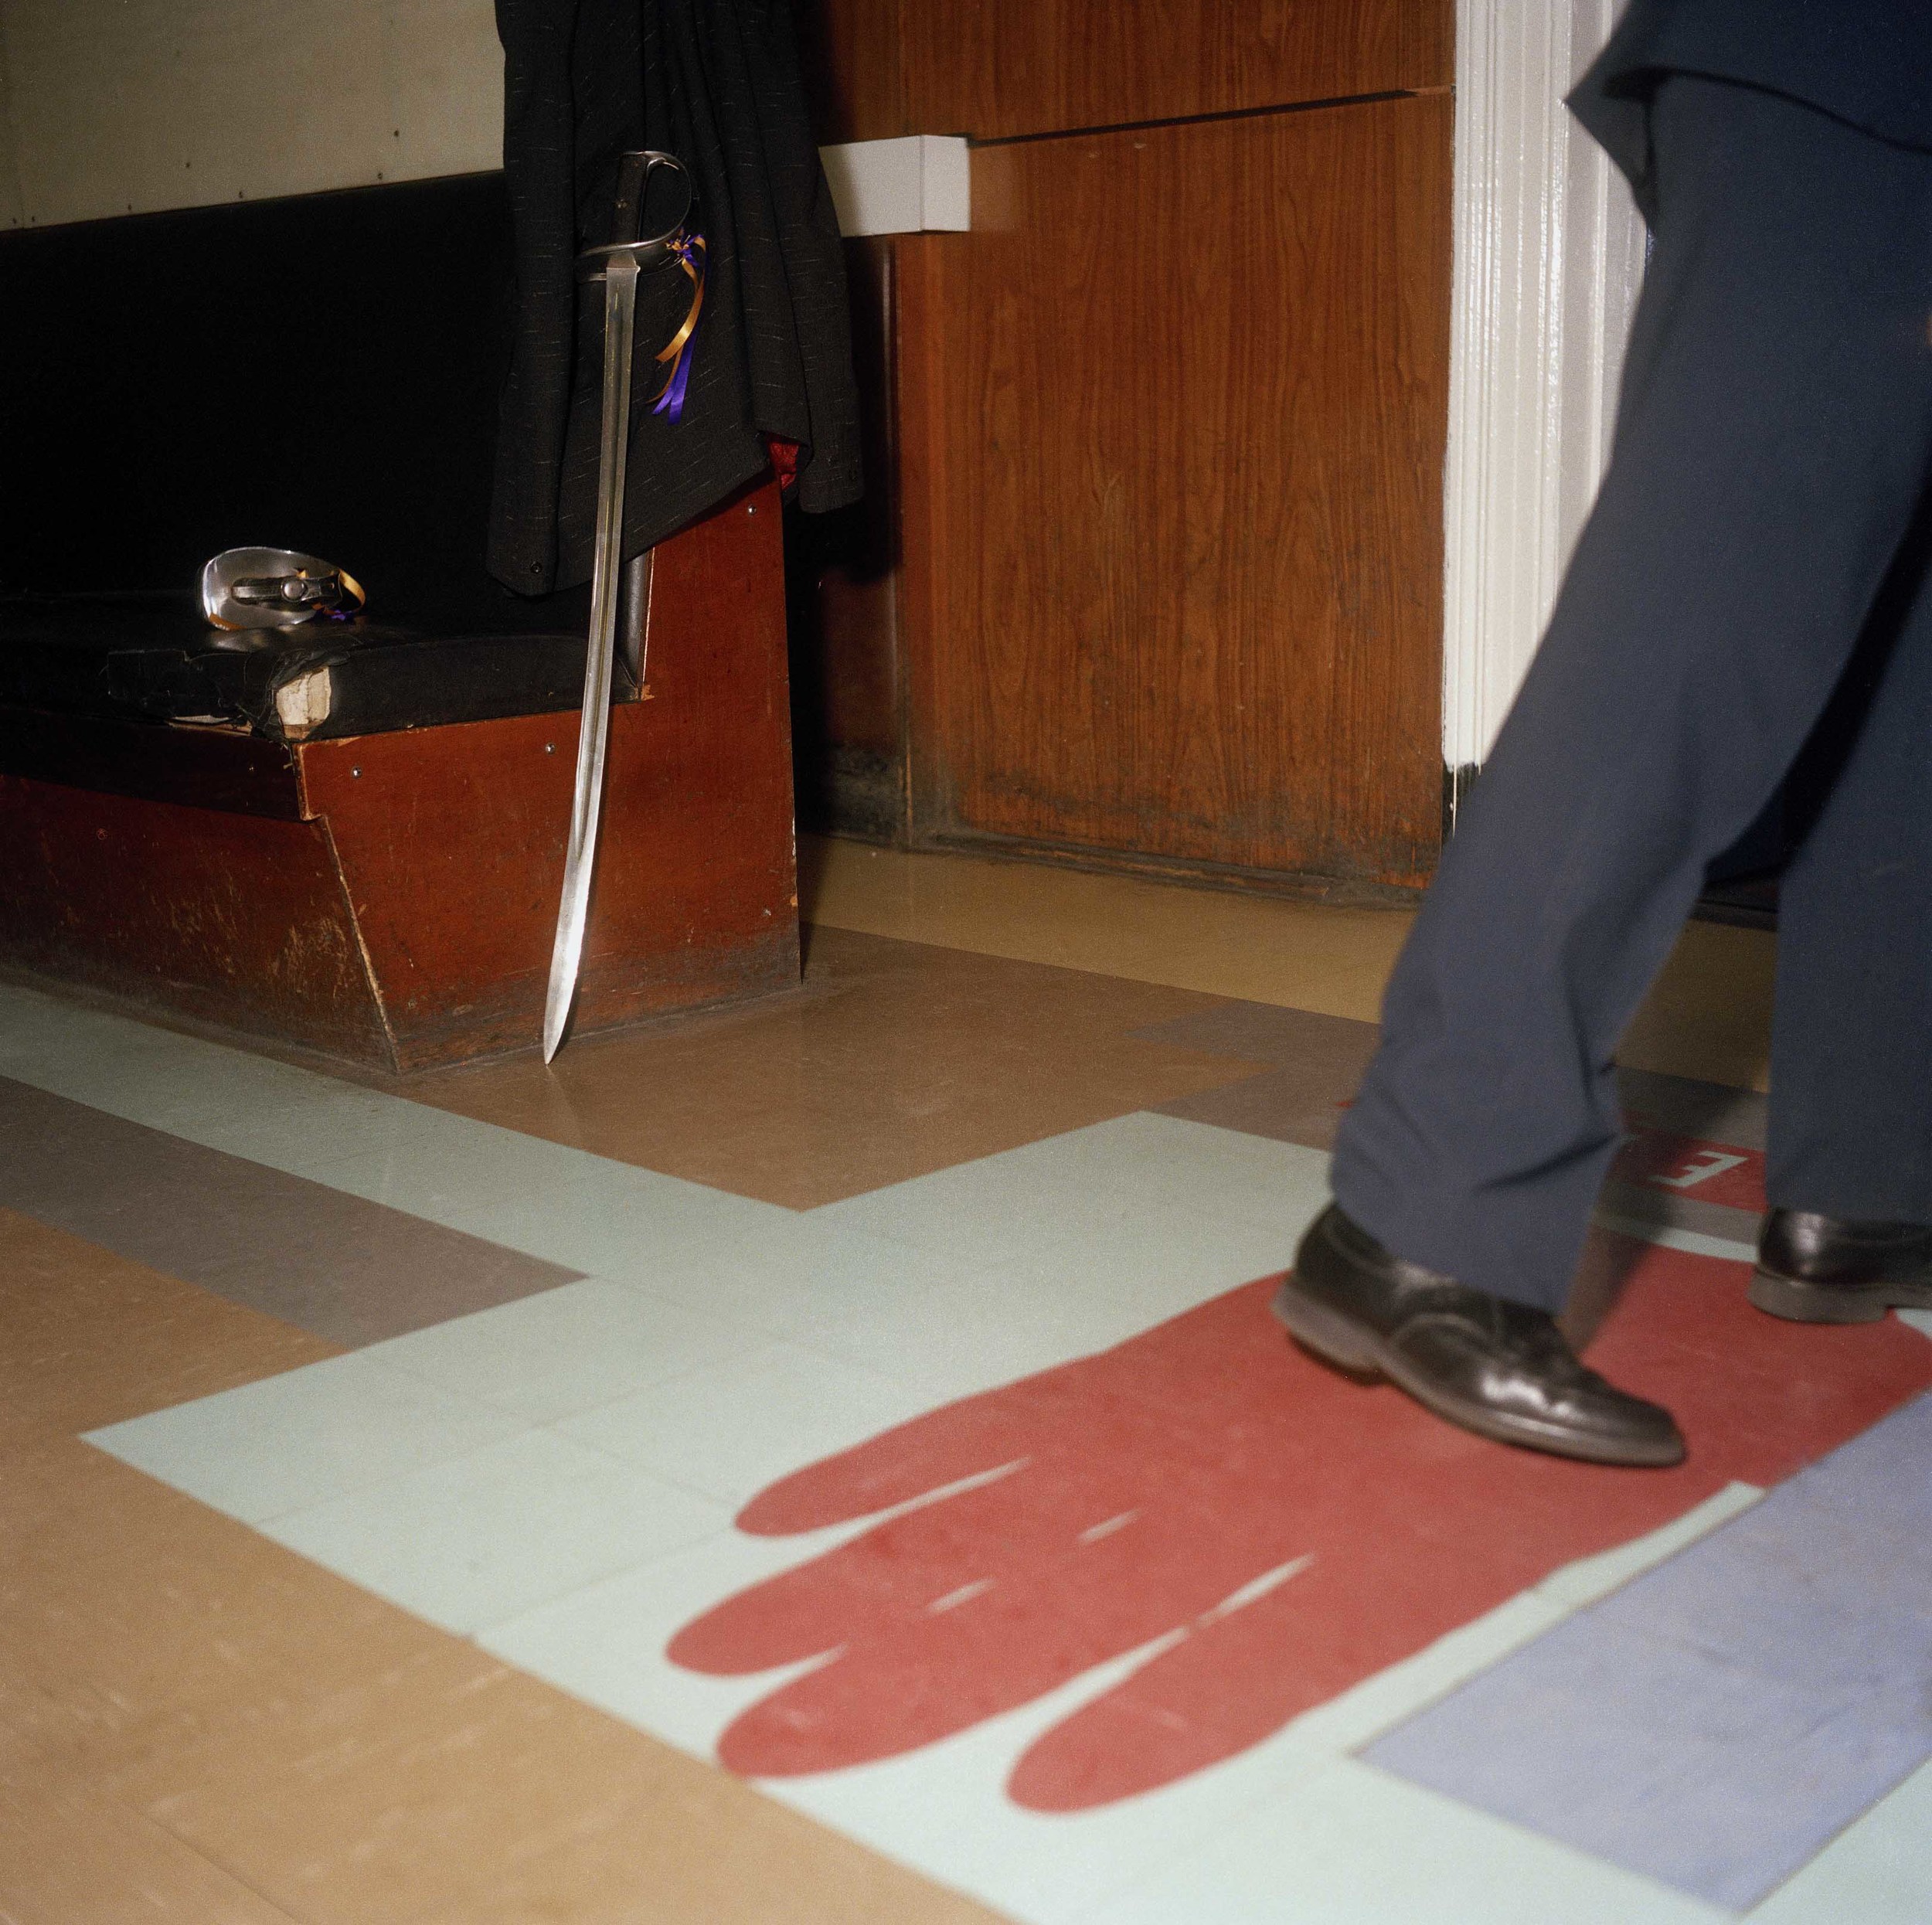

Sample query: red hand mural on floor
[668,1236,1932,1811]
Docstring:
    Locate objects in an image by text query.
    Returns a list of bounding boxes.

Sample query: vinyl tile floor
[3,835,1921,1925]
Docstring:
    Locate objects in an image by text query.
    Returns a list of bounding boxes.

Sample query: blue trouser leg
[1769,539,1932,1223]
[1332,77,1932,1311]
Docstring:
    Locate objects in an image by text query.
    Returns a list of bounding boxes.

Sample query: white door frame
[1442,0,1646,802]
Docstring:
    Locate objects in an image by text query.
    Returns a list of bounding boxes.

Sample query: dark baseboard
[795,746,905,845]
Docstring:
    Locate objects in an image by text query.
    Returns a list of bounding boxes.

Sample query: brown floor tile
[112,1651,1005,1925]
[0,1209,340,1441]
[1611,920,1777,1094]
[1140,1004,1381,1151]
[0,1219,1007,1924]
[0,1082,581,1346]
[0,1719,300,1924]
[390,927,1264,1207]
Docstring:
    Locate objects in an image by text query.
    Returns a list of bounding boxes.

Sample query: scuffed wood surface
[0,775,388,1059]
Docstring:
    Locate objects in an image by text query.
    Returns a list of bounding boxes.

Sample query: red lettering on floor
[667,1242,1930,1811]
[1613,1123,1767,1212]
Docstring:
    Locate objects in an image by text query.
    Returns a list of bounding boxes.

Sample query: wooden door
[795,4,1454,893]
[904,94,1453,893]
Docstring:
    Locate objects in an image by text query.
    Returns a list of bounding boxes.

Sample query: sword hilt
[577,151,695,283]
[611,150,651,247]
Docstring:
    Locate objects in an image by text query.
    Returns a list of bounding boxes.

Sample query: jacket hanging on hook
[488,0,863,596]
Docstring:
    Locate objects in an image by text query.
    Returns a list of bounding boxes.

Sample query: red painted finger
[679,1447,1286,1679]
[673,1253,1932,1808]
[706,1501,1299,1775]
[1007,1556,1382,1811]
[736,1393,1036,1536]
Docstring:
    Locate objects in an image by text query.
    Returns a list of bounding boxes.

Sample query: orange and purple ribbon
[649,232,706,423]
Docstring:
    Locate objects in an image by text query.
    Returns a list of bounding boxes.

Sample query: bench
[0,173,799,1071]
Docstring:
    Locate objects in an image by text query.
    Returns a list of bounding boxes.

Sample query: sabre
[543,149,700,1062]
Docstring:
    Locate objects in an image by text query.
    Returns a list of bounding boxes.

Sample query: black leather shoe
[1749,1209,1932,1324]
[1274,1204,1685,1467]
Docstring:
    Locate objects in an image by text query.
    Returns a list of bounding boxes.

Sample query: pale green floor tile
[259,1428,729,1634]
[651,1215,992,1340]
[1087,1759,1729,1925]
[176,1081,428,1174]
[296,1117,638,1219]
[84,1352,527,1522]
[809,1116,1327,1269]
[950,1112,1318,1218]
[553,1338,940,1508]
[811,1159,1184,1268]
[798,1200,1305,1406]
[1750,1754,1932,1923]
[452,1162,795,1274]
[360,1277,757,1423]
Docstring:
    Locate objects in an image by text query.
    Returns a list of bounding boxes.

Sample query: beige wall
[0,0,503,230]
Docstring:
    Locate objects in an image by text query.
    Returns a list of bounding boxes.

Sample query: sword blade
[543,249,640,1061]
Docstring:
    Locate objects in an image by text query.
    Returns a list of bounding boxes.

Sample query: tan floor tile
[0,1223,1005,1924]
[1619,919,1776,1094]
[801,835,1776,1095]
[799,834,1413,1024]
[115,1653,1003,1925]
[0,1209,341,1440]
[0,1719,300,1924]
[394,926,1261,1206]
[0,1437,452,1774]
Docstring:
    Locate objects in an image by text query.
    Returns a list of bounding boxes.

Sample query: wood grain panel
[801,0,1451,144]
[304,480,801,1068]
[797,0,906,144]
[0,774,389,1060]
[910,94,1451,888]
[0,709,307,819]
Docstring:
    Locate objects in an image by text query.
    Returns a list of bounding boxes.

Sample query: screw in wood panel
[351,767,361,777]
[545,743,555,753]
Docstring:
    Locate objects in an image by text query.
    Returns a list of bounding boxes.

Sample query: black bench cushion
[0,174,621,740]
[0,596,611,742]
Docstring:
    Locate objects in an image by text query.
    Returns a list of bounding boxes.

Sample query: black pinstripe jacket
[487,0,862,597]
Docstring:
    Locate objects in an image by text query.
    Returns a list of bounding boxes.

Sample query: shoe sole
[1747,1266,1932,1325]
[1270,1275,1685,1469]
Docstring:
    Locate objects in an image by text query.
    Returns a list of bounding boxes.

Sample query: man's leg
[1770,537,1932,1226]
[1332,77,1932,1317]
[1742,541,1932,1324]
